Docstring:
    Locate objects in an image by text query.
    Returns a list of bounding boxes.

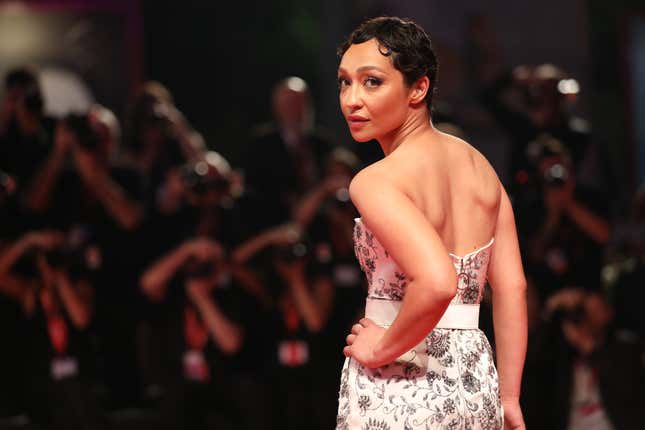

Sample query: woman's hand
[502,398,525,430]
[344,318,386,368]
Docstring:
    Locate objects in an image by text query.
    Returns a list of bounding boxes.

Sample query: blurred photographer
[139,151,267,429]
[0,227,106,430]
[140,236,250,429]
[292,147,365,429]
[232,221,333,430]
[144,150,253,260]
[523,134,610,295]
[527,287,644,429]
[240,76,335,229]
[0,67,55,202]
[124,81,206,201]
[24,104,148,409]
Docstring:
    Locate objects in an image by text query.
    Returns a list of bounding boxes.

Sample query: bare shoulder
[443,133,502,204]
[349,160,394,201]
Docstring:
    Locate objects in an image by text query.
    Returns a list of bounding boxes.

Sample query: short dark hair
[4,66,44,115]
[337,16,439,112]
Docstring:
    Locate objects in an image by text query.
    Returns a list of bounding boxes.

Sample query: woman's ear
[409,76,430,106]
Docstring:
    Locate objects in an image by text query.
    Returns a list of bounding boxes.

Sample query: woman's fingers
[359,318,374,327]
[346,334,356,345]
[343,345,352,357]
[351,323,363,334]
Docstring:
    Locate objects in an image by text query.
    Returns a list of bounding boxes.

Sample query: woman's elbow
[439,270,458,300]
[418,271,457,304]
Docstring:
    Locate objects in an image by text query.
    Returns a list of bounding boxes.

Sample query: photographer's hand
[184,238,224,261]
[0,230,64,276]
[24,122,71,212]
[140,238,222,303]
[73,145,143,230]
[232,223,301,264]
[186,278,243,354]
[293,175,351,226]
[156,168,187,213]
[52,270,92,329]
[276,259,331,333]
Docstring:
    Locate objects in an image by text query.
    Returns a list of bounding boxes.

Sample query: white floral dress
[336,218,503,430]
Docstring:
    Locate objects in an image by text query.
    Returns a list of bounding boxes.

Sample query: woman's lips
[347,115,369,130]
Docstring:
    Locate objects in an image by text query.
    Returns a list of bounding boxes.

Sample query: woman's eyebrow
[337,65,387,75]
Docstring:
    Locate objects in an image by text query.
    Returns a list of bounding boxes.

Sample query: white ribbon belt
[365,298,479,330]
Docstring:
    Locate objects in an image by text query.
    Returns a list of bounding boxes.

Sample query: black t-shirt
[145,273,258,385]
[240,124,335,227]
[0,117,56,238]
[47,165,146,308]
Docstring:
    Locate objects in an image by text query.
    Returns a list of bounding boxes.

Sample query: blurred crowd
[0,62,643,430]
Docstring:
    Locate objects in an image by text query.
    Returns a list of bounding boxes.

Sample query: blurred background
[0,0,643,429]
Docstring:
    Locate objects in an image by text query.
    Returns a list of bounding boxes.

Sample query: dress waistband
[365,298,480,330]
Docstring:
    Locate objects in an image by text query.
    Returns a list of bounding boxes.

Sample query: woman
[335,17,527,430]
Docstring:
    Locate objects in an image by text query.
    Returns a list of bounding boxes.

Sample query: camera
[543,163,569,188]
[179,162,230,195]
[63,113,100,150]
[183,258,217,280]
[39,227,101,280]
[273,241,310,264]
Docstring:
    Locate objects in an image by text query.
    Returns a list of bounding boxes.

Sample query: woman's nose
[341,84,362,111]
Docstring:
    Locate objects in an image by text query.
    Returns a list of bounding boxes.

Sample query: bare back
[377,130,501,257]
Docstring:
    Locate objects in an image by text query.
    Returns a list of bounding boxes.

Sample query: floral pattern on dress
[353,219,408,300]
[338,219,501,429]
[336,329,502,430]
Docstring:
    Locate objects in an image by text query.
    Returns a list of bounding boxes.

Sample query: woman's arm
[344,169,457,368]
[487,185,528,428]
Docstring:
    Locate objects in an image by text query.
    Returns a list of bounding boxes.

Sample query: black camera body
[179,162,230,195]
[273,241,309,264]
[64,113,100,150]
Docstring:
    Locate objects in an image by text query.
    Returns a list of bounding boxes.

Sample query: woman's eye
[337,77,349,89]
[364,77,382,88]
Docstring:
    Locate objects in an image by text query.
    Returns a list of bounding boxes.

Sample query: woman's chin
[349,131,374,143]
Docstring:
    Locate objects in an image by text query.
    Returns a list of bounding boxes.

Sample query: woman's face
[338,38,412,142]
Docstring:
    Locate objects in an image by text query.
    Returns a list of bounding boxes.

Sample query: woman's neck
[378,110,434,156]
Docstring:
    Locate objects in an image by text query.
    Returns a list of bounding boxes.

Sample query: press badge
[183,349,210,382]
[50,356,78,380]
[278,340,309,367]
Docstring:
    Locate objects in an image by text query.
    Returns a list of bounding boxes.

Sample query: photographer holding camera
[525,287,644,429]
[23,104,149,409]
[232,220,333,430]
[139,150,268,429]
[124,81,206,203]
[0,227,106,429]
[139,235,249,429]
[522,134,610,295]
[0,67,55,202]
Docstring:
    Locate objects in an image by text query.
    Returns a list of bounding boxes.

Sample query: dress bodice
[353,217,494,304]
